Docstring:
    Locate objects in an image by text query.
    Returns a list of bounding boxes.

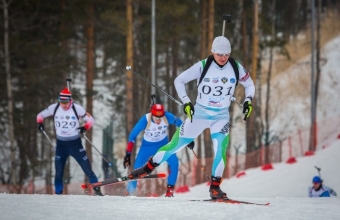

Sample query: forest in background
[0,0,339,193]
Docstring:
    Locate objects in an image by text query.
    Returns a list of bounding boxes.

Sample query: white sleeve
[326,186,337,197]
[174,61,203,104]
[36,103,58,122]
[237,63,255,103]
[74,103,95,129]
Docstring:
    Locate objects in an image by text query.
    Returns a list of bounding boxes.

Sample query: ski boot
[165,185,175,197]
[209,176,227,199]
[93,187,104,196]
[55,190,63,195]
[128,157,159,179]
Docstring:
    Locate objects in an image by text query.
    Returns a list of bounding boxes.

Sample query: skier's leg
[209,117,230,199]
[54,140,69,194]
[70,138,103,196]
[165,154,179,186]
[70,138,98,184]
[164,154,179,197]
[211,132,230,175]
[153,118,207,164]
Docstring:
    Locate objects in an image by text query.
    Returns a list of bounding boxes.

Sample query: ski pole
[126,66,183,106]
[126,66,240,109]
[191,149,211,183]
[230,97,243,108]
[83,134,112,167]
[42,130,55,151]
[221,14,249,121]
[231,97,249,120]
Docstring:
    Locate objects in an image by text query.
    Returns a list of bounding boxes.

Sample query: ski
[189,198,270,206]
[81,173,167,189]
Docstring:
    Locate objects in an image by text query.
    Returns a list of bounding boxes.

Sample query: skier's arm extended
[126,116,148,152]
[164,112,183,127]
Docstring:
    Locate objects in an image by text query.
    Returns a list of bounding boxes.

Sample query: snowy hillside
[175,140,340,199]
[1,140,340,220]
[231,34,340,153]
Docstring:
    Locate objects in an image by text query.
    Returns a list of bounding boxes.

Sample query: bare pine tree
[1,0,18,192]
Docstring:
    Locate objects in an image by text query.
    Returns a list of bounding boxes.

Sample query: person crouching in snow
[308,176,337,197]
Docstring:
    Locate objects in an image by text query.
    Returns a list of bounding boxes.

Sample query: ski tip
[158,173,167,178]
[81,184,87,189]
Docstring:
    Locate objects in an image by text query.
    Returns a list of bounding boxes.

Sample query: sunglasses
[58,97,71,103]
[215,53,230,57]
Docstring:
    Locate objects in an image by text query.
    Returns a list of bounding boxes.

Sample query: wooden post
[298,129,304,156]
[245,0,259,169]
[204,0,215,160]
[85,3,95,184]
[126,0,134,167]
[288,136,293,158]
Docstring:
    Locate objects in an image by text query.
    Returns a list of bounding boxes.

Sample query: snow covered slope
[1,140,340,220]
[175,140,340,199]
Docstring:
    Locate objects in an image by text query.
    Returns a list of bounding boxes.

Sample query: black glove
[187,141,195,150]
[77,126,86,134]
[123,152,131,169]
[243,101,253,121]
[183,102,195,122]
[37,123,44,132]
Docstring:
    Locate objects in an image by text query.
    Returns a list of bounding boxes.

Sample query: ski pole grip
[223,14,231,22]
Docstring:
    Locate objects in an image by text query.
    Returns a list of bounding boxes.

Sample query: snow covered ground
[1,140,340,220]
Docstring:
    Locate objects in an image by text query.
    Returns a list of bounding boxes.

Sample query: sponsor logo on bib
[212,77,219,83]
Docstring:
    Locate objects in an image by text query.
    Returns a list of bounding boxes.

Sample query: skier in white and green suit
[128,36,255,199]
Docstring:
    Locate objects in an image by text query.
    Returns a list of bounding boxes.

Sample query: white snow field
[1,140,340,220]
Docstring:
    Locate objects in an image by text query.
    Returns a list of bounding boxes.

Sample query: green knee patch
[158,128,180,152]
[221,134,230,164]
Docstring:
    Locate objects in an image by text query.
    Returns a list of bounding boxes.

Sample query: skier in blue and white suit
[124,104,190,197]
[128,36,255,199]
[308,176,337,197]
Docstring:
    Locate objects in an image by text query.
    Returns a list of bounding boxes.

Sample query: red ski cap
[58,87,72,103]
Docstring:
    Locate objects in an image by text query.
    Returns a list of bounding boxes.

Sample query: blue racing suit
[126,112,182,194]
